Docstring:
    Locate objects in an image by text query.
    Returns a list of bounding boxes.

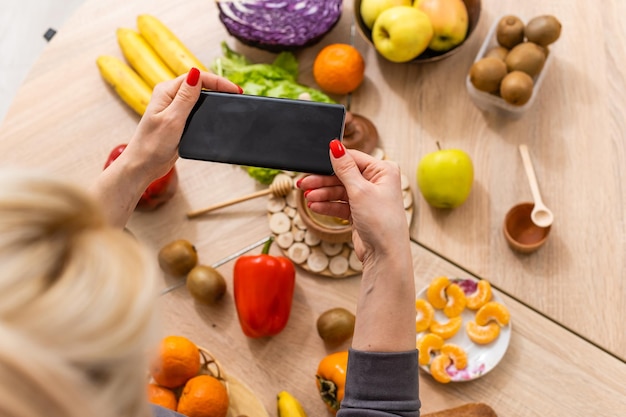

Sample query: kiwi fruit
[158,239,198,276]
[484,45,509,61]
[496,15,525,49]
[505,42,546,78]
[469,57,508,93]
[186,265,227,305]
[525,15,562,46]
[500,71,534,106]
[316,307,356,346]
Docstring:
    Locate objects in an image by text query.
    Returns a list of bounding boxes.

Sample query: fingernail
[296,178,303,188]
[304,189,312,198]
[237,85,244,94]
[330,139,345,158]
[186,67,200,86]
[307,201,312,208]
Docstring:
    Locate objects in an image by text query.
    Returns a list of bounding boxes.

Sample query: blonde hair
[0,170,159,417]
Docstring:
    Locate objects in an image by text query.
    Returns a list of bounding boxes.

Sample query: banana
[96,55,152,115]
[116,27,176,88]
[137,14,208,76]
[277,391,308,417]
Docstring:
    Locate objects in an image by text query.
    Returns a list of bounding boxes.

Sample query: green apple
[416,148,474,209]
[372,6,434,63]
[415,0,469,52]
[360,0,412,29]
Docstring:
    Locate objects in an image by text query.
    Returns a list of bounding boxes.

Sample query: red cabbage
[217,0,343,52]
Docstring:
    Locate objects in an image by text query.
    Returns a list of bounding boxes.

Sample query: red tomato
[103,144,178,211]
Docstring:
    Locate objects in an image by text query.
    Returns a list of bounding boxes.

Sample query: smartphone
[178,91,346,175]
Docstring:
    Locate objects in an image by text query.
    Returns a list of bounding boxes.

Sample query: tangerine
[441,344,468,370]
[177,375,229,417]
[466,280,492,310]
[430,354,452,383]
[416,333,444,366]
[147,383,178,411]
[475,301,510,326]
[426,276,450,309]
[150,335,201,389]
[443,283,467,318]
[313,43,365,95]
[415,299,435,333]
[466,320,501,344]
[429,316,463,340]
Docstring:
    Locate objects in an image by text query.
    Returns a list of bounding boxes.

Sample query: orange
[466,280,492,310]
[475,301,510,326]
[416,333,444,366]
[147,383,178,411]
[415,299,435,333]
[177,375,229,417]
[429,316,463,340]
[466,320,500,345]
[313,43,365,95]
[443,283,467,318]
[150,335,201,389]
[441,343,468,370]
[429,354,452,383]
[426,276,450,309]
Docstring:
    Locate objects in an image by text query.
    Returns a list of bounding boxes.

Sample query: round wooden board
[267,151,414,278]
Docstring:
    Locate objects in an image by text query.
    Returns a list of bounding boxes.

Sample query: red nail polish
[296,178,303,188]
[330,139,345,158]
[307,201,312,208]
[186,67,200,86]
[237,85,244,94]
[304,189,312,198]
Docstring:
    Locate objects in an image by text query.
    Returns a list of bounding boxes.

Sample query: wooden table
[0,0,624,415]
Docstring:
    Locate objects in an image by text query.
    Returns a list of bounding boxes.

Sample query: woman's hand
[297,140,409,267]
[91,69,241,228]
[298,140,415,352]
[122,69,242,181]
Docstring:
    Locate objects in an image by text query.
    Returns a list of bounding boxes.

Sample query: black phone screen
[178,91,346,175]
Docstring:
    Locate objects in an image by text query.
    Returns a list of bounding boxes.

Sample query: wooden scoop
[187,175,293,219]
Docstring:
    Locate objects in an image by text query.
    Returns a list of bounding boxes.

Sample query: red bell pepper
[103,144,178,211]
[233,237,296,338]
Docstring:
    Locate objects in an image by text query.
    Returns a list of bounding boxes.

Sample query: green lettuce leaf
[212,42,334,103]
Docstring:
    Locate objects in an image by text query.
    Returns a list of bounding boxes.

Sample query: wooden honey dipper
[186,175,293,219]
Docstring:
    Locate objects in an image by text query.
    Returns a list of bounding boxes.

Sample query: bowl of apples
[354,0,481,63]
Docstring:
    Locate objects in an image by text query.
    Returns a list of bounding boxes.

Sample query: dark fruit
[186,265,227,305]
[496,15,525,49]
[469,57,508,93]
[525,15,562,46]
[484,46,509,61]
[316,307,356,345]
[500,71,534,106]
[158,239,198,277]
[505,42,546,78]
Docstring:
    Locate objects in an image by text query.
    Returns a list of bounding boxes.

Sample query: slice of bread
[422,403,497,417]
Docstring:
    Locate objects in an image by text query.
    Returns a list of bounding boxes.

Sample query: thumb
[329,139,363,190]
[169,67,202,118]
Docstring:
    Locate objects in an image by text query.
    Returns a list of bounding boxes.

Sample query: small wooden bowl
[503,202,551,253]
[296,188,352,244]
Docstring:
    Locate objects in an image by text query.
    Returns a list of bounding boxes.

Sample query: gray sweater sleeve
[152,405,186,417]
[337,349,421,417]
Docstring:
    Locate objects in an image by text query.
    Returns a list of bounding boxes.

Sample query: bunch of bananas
[97,14,208,115]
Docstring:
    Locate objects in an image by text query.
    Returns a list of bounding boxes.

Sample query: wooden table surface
[0,0,624,415]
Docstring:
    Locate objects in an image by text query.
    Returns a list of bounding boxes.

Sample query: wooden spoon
[519,144,554,228]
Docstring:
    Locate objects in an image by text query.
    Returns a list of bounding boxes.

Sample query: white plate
[416,278,511,382]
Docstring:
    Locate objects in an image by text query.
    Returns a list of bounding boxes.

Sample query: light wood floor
[0,0,84,124]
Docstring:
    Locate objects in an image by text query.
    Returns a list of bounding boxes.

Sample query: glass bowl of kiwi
[466,14,562,117]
